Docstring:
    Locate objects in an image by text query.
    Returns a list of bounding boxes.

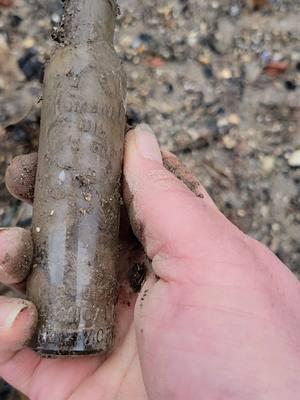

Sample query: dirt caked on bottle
[27,0,126,356]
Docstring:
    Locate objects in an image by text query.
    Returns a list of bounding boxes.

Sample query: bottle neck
[64,0,116,46]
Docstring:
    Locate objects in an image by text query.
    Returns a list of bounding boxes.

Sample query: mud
[128,262,147,293]
[27,0,127,356]
[162,150,205,198]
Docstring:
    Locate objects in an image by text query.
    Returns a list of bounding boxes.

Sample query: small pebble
[217,117,229,128]
[288,150,300,167]
[223,135,237,149]
[84,193,92,202]
[51,13,61,24]
[285,80,297,91]
[228,114,240,125]
[220,69,232,79]
[237,209,246,217]
[22,38,35,48]
[230,5,240,17]
[262,156,275,173]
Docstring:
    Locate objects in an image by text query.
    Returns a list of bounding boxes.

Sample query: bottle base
[30,326,114,358]
[34,347,101,358]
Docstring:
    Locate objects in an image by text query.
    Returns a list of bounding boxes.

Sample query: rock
[215,18,236,53]
[245,62,261,83]
[18,48,44,82]
[223,135,237,149]
[228,114,240,125]
[148,99,175,114]
[288,150,300,167]
[219,68,232,79]
[261,156,275,173]
[230,5,240,17]
[187,31,199,47]
[21,37,36,48]
[285,80,297,91]
[198,54,211,65]
[9,14,23,27]
[0,37,24,88]
[264,60,288,76]
[51,13,61,24]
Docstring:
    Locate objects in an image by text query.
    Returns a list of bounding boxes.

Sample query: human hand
[1,124,300,399]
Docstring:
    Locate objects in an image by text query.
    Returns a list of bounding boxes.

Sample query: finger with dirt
[5,153,37,204]
[0,228,36,353]
[0,228,33,286]
[162,150,218,209]
[5,152,144,285]
[123,124,234,275]
[5,150,207,207]
[4,147,210,292]
[0,297,37,353]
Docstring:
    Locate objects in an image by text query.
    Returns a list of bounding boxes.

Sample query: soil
[0,0,299,395]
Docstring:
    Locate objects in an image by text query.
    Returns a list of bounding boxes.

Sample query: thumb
[123,124,241,282]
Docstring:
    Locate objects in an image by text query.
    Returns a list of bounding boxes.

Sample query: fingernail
[134,124,162,163]
[0,300,28,328]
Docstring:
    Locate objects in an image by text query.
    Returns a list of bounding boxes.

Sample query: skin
[0,124,300,399]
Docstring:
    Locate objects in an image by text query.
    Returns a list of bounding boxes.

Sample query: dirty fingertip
[0,228,33,285]
[126,124,162,164]
[0,297,37,350]
[13,300,38,342]
[5,153,37,204]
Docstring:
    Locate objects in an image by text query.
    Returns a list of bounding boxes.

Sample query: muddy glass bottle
[27,0,126,356]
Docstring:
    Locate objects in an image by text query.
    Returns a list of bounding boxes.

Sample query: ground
[0,0,299,397]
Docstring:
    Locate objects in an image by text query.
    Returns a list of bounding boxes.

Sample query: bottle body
[27,38,126,356]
